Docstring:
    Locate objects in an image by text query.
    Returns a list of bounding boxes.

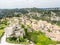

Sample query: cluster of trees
[0,9,29,18]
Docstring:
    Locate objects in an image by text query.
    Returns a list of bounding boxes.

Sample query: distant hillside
[0,8,60,21]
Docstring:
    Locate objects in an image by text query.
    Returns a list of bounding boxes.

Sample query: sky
[0,0,60,9]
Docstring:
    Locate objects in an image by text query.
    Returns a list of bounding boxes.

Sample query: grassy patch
[26,31,55,45]
[0,30,4,39]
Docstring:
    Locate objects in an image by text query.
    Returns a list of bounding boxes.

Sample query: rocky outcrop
[5,24,25,38]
